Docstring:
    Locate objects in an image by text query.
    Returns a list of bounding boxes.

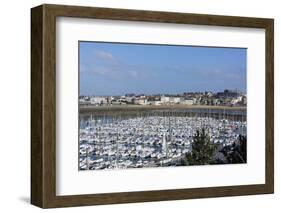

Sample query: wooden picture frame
[31,4,274,208]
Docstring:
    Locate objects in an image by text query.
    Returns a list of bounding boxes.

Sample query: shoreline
[80,104,246,114]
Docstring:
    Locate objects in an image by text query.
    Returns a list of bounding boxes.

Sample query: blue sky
[79,41,246,96]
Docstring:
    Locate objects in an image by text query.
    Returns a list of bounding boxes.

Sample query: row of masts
[84,109,246,124]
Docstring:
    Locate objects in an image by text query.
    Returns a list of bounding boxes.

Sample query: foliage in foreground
[181,128,247,166]
[219,135,247,164]
[184,128,217,165]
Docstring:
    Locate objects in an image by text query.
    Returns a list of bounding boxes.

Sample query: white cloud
[94,50,114,61]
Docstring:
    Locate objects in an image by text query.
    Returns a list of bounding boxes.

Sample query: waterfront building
[183,99,194,105]
[90,96,107,105]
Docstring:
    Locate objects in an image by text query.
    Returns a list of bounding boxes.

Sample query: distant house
[170,97,183,104]
[161,96,170,103]
[125,96,135,104]
[155,101,162,105]
[79,96,91,105]
[160,96,183,104]
[183,99,194,105]
[90,97,107,105]
[135,97,148,105]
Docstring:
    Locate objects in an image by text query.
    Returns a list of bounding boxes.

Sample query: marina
[79,108,247,170]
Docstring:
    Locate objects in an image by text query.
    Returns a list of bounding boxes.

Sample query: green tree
[220,135,247,164]
[238,135,247,162]
[184,128,217,165]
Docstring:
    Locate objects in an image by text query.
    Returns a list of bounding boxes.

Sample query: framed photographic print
[31,4,274,208]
